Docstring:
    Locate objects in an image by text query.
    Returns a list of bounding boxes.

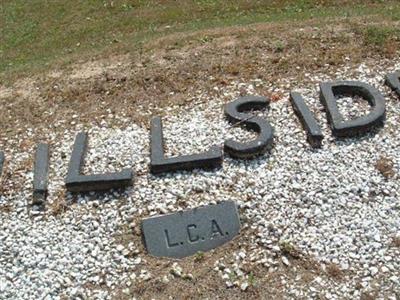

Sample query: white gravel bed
[1,58,400,299]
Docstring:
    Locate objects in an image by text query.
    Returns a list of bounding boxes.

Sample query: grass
[2,0,400,82]
[350,22,400,55]
[363,26,400,46]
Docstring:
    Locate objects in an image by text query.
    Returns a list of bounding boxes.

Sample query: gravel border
[1,58,400,299]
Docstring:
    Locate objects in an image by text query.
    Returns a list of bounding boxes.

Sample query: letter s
[224,96,274,158]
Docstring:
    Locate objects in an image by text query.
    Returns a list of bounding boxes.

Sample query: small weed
[247,272,257,287]
[360,292,376,300]
[0,204,12,214]
[274,41,285,53]
[326,263,343,279]
[51,200,67,216]
[228,271,237,282]
[375,156,395,179]
[199,35,213,44]
[50,191,68,216]
[194,251,205,262]
[391,236,400,247]
[279,240,301,259]
[121,3,133,11]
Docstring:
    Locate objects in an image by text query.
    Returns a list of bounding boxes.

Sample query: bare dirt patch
[1,17,399,144]
[113,226,325,300]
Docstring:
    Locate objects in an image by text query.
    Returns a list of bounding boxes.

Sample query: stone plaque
[141,201,240,258]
